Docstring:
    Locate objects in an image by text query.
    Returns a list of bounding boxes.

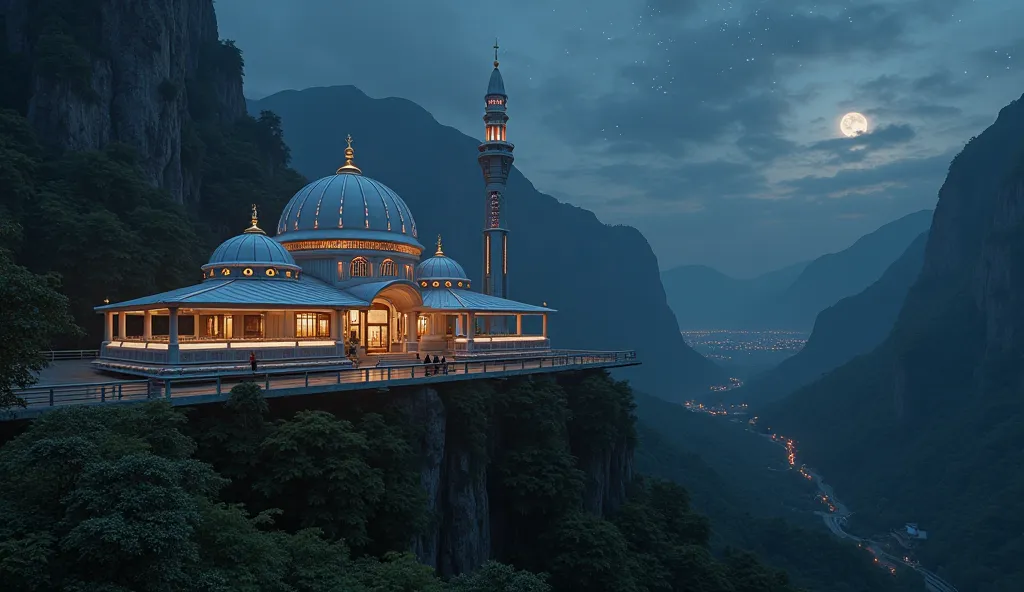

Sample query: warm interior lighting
[417,315,428,336]
[298,340,334,347]
[180,342,228,350]
[281,239,421,256]
[348,310,359,324]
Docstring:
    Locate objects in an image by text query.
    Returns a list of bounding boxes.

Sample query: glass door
[367,325,389,351]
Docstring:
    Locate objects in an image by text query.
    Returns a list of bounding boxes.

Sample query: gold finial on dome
[493,39,500,68]
[244,203,266,234]
[336,133,363,175]
[436,234,444,256]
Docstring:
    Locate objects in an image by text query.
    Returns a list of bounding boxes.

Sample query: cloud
[806,124,917,164]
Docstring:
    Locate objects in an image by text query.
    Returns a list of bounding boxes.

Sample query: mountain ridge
[248,85,727,398]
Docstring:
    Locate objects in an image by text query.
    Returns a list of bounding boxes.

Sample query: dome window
[445,281,452,288]
[243,268,254,277]
[350,257,371,278]
[221,268,231,276]
[420,281,428,287]
[432,281,440,288]
[285,270,293,278]
[457,281,463,287]
[265,268,277,277]
[379,258,398,277]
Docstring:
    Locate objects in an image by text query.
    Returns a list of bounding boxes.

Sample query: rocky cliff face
[0,0,244,203]
[403,382,634,577]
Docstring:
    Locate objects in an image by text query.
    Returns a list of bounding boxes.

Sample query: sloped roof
[420,289,554,313]
[95,277,366,311]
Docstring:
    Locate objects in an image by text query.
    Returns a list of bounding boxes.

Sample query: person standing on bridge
[249,351,257,373]
[423,354,432,376]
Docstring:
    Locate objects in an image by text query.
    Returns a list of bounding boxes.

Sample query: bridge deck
[7,351,638,421]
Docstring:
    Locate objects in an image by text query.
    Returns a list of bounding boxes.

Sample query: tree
[447,561,552,592]
[0,221,80,409]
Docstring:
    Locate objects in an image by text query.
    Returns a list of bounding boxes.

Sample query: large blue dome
[275,170,420,249]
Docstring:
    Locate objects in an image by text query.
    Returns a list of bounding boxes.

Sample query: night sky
[216,0,1023,277]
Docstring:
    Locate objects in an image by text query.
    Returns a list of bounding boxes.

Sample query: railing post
[165,381,171,399]
[364,368,369,382]
[118,383,123,400]
[216,377,222,396]
[101,386,106,402]
[305,373,309,387]
[337,370,341,384]
[49,388,55,406]
[265,374,270,390]
[387,367,392,381]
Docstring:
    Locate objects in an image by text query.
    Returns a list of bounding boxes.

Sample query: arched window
[379,258,398,277]
[350,257,371,277]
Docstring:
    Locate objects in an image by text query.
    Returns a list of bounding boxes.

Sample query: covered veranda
[94,278,368,376]
[416,288,554,356]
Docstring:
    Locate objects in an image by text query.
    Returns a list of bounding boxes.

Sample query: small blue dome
[204,231,297,269]
[416,239,470,289]
[487,67,506,96]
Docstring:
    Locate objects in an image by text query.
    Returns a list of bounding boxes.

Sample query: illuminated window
[265,268,277,277]
[295,312,331,338]
[221,268,231,276]
[457,281,463,287]
[379,258,398,277]
[350,257,371,277]
[337,261,345,280]
[243,268,254,277]
[405,264,413,280]
[417,315,428,336]
[420,281,428,287]
[286,270,292,278]
[243,315,264,338]
[432,281,440,288]
[445,281,452,288]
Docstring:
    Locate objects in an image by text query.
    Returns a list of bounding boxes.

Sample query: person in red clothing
[249,351,257,373]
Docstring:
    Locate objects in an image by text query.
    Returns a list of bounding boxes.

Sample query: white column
[542,314,548,338]
[516,314,522,336]
[118,312,127,339]
[168,308,180,364]
[193,313,200,338]
[104,312,113,342]
[143,310,153,340]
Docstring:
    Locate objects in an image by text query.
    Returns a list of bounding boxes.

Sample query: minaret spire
[478,43,515,329]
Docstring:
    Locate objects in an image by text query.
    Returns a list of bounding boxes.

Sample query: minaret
[479,40,515,318]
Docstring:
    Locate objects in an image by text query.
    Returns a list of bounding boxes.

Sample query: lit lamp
[103,298,110,304]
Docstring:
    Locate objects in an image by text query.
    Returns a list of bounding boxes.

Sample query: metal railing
[14,350,638,412]
[42,350,100,362]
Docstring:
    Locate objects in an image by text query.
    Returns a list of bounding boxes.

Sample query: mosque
[93,48,553,377]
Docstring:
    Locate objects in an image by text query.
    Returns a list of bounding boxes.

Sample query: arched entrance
[366,302,391,353]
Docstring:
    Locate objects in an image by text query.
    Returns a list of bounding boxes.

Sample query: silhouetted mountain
[661,261,807,330]
[749,210,933,329]
[742,231,928,406]
[760,93,1024,590]
[248,86,726,397]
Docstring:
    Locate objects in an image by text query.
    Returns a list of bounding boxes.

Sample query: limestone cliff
[0,0,244,203]
[403,377,635,577]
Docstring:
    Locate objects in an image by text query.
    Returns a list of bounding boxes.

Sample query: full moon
[840,112,868,137]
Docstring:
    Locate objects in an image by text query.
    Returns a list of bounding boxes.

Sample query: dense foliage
[0,372,811,591]
[0,222,80,409]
